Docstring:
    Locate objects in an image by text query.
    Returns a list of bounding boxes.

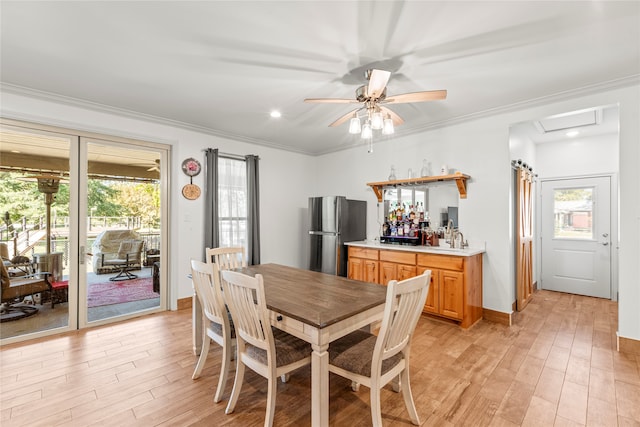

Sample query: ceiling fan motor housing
[356,85,386,102]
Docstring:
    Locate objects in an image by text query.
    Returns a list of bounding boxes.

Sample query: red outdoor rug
[88,277,159,308]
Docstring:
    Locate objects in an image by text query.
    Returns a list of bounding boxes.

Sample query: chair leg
[400,367,420,425]
[214,339,233,403]
[109,265,138,281]
[226,358,245,415]
[391,374,401,393]
[370,384,383,427]
[265,374,278,427]
[192,336,211,380]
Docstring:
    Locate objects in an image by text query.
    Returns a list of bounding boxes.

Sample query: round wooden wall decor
[182,183,201,200]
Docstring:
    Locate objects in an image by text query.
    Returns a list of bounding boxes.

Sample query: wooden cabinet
[348,247,379,283]
[348,245,483,328]
[418,253,482,328]
[379,250,416,285]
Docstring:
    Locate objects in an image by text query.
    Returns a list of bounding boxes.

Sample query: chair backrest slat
[190,260,227,325]
[221,270,274,353]
[374,270,431,365]
[206,247,246,270]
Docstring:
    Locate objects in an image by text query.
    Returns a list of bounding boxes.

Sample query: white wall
[2,84,638,343]
[536,133,619,178]
[0,91,317,308]
[316,84,640,344]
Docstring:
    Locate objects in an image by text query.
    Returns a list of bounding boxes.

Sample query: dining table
[191,263,388,427]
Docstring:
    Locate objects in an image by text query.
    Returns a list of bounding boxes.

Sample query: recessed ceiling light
[11,150,21,153]
[566,130,580,137]
[270,111,281,118]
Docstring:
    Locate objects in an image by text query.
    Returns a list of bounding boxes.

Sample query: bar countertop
[345,240,486,257]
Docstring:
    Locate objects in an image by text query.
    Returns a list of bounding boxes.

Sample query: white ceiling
[1,1,638,156]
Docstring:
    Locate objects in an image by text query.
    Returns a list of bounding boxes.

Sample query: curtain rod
[202,149,260,161]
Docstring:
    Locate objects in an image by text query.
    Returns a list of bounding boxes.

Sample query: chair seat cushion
[329,329,403,377]
[209,311,236,338]
[246,327,310,367]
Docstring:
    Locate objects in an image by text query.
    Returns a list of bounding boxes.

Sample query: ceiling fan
[129,159,160,172]
[304,69,447,133]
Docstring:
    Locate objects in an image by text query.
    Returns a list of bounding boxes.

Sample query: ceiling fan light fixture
[371,111,383,130]
[382,115,394,135]
[361,121,373,139]
[348,114,362,134]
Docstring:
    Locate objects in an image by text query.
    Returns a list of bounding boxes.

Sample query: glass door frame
[0,117,170,343]
[78,136,170,328]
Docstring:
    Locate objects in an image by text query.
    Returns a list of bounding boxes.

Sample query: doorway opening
[509,104,619,303]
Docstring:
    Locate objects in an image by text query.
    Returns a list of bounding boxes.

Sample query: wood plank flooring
[1,289,639,426]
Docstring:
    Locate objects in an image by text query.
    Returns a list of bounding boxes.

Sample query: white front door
[540,176,611,298]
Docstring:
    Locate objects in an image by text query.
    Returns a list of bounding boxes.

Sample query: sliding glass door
[0,120,168,343]
[79,137,166,327]
[0,124,73,340]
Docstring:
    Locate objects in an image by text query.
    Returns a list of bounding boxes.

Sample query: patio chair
[327,270,431,427]
[101,240,144,281]
[1,260,51,307]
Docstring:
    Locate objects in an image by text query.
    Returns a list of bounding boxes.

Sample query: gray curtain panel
[204,148,219,260]
[246,154,261,265]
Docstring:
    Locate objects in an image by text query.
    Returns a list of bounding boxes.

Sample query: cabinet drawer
[379,250,416,265]
[417,254,464,271]
[349,247,379,260]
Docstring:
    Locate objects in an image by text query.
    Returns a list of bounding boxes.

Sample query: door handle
[602,233,609,238]
[602,242,609,246]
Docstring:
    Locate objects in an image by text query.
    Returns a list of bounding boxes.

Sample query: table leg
[192,293,202,356]
[311,343,329,427]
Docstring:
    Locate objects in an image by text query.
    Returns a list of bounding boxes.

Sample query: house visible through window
[218,157,247,251]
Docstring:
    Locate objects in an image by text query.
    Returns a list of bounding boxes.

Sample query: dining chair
[220,269,311,427]
[190,260,235,403]
[328,270,431,426]
[205,246,246,270]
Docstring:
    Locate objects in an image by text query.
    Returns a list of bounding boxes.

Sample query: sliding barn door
[516,167,534,311]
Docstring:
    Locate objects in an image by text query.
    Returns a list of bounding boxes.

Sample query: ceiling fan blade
[329,108,361,127]
[368,69,391,100]
[384,90,447,104]
[304,98,359,104]
[379,106,405,126]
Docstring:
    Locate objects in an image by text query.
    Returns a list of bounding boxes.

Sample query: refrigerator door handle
[309,231,340,236]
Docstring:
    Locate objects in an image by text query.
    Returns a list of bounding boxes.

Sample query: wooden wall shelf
[367,172,470,201]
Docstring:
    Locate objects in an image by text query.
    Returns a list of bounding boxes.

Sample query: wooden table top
[235,263,387,329]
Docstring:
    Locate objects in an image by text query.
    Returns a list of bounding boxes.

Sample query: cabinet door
[439,270,465,320]
[422,268,439,314]
[398,264,417,281]
[348,257,363,281]
[379,261,396,285]
[363,260,379,284]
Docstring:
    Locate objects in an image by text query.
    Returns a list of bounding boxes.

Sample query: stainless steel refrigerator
[308,196,366,276]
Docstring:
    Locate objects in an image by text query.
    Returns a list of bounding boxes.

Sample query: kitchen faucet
[451,230,469,249]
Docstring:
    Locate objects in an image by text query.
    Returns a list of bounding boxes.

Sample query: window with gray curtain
[204,149,260,265]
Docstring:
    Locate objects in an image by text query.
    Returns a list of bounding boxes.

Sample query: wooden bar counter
[346,240,484,328]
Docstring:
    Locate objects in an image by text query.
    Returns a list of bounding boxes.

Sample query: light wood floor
[1,289,639,426]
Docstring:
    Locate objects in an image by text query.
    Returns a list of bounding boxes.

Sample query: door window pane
[553,188,593,239]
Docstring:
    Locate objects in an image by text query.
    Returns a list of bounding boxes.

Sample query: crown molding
[0,82,312,156]
[2,74,638,157]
